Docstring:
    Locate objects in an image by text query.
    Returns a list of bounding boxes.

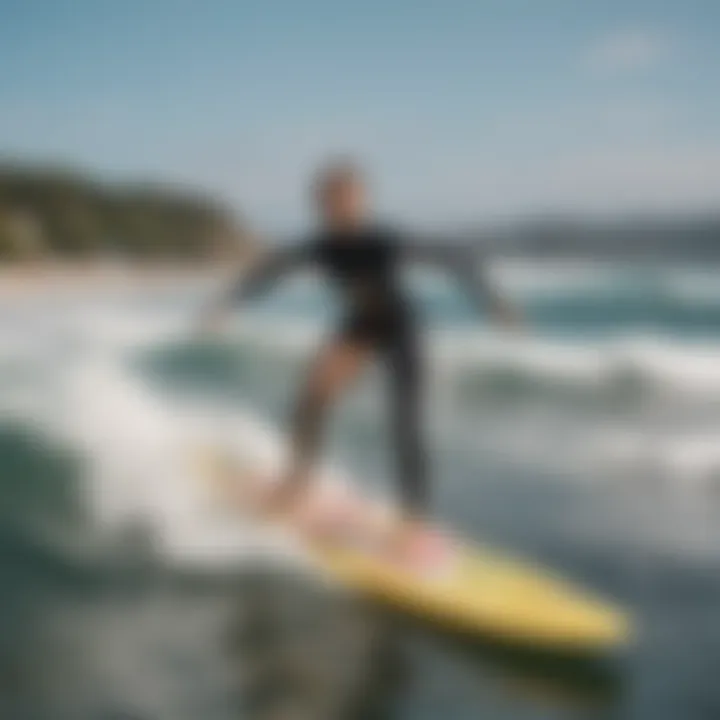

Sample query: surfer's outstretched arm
[228,244,312,304]
[198,245,311,332]
[403,242,521,328]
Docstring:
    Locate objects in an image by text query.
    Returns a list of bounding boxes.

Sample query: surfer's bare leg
[386,328,427,520]
[386,333,450,566]
[273,339,371,511]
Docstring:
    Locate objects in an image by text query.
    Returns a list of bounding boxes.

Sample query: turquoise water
[2,261,720,719]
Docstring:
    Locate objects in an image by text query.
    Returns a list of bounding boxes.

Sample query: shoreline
[0,259,247,296]
[4,255,720,298]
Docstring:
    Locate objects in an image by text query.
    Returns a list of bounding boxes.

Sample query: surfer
[201,160,519,558]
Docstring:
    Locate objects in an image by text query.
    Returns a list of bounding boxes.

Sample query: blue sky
[1,0,718,230]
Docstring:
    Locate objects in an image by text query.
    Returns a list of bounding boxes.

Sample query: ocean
[1,260,720,720]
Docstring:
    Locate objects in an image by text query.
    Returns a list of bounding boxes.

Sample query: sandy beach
[0,260,246,297]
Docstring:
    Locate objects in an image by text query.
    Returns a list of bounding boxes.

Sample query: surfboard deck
[195,446,632,654]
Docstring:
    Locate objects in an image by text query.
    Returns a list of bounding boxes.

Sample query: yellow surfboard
[314,540,630,653]
[197,447,632,654]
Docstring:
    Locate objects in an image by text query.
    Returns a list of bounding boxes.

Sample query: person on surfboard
[200,160,520,562]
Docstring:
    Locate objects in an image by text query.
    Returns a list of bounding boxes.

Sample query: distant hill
[0,164,250,262]
[469,214,720,261]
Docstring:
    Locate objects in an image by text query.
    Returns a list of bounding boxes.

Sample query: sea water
[1,260,720,720]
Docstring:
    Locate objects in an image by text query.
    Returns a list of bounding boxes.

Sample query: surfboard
[196,446,632,655]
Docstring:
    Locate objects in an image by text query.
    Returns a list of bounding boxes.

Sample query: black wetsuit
[230,224,489,515]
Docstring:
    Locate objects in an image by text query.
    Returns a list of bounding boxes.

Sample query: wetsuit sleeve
[400,239,519,324]
[401,241,494,310]
[225,243,314,306]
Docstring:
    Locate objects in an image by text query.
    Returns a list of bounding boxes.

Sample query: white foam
[60,356,303,569]
[429,328,720,399]
[6,271,720,570]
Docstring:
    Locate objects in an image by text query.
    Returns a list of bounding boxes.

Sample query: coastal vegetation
[0,163,247,262]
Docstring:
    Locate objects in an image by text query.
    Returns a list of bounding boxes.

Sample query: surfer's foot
[239,475,284,513]
[261,481,306,519]
[392,523,453,572]
[293,485,366,541]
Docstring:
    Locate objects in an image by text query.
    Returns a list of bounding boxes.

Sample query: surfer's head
[314,159,367,231]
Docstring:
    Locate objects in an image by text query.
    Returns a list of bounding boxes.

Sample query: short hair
[313,158,365,198]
